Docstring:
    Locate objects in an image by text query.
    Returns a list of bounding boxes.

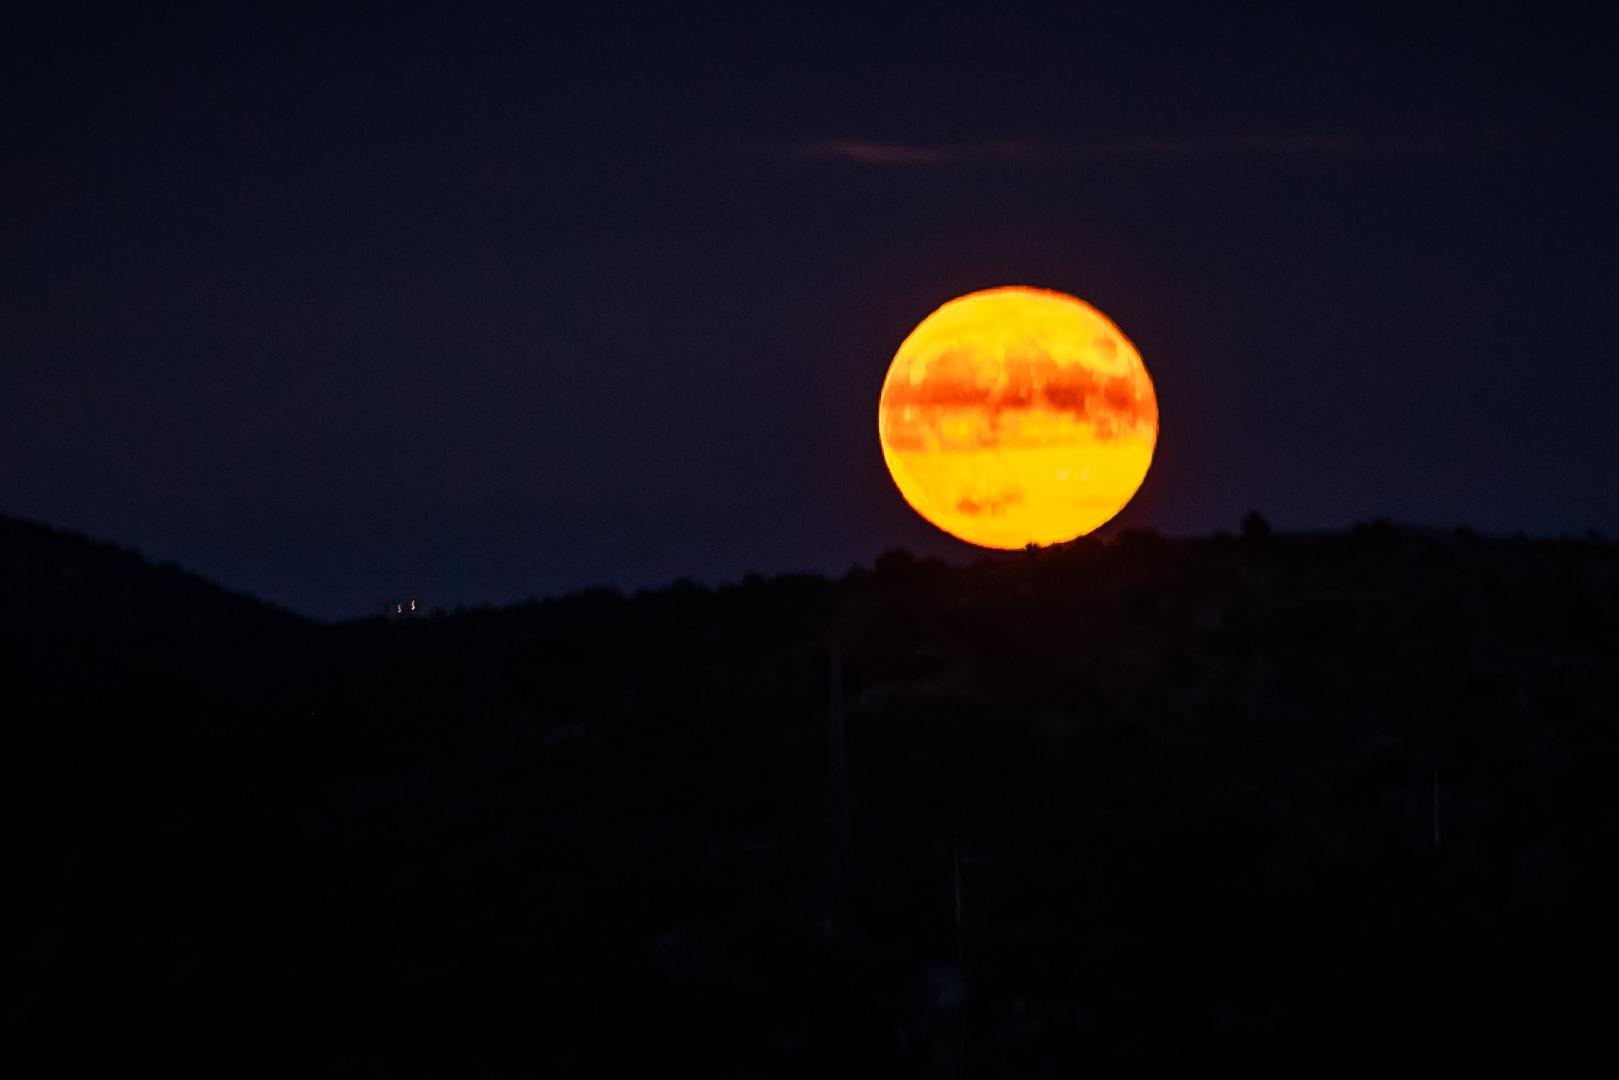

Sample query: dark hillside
[4,517,1619,1075]
[0,515,304,640]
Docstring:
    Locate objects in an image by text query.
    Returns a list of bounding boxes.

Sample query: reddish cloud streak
[880,348,1157,450]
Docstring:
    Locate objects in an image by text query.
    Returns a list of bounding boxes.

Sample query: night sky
[6,6,1617,618]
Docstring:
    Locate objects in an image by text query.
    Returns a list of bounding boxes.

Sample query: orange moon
[878,286,1158,548]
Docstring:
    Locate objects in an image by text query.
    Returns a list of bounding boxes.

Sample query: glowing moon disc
[878,286,1158,548]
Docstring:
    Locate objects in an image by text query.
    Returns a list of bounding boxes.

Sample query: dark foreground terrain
[3,512,1618,1076]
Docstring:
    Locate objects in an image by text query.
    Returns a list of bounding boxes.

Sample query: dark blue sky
[5,6,1617,617]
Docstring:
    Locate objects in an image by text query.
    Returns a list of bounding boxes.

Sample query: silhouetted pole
[953,843,968,985]
[826,632,852,909]
[1432,757,1443,851]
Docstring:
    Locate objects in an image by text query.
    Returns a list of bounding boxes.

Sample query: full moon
[878,286,1158,549]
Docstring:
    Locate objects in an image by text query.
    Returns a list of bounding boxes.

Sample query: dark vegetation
[4,511,1619,1076]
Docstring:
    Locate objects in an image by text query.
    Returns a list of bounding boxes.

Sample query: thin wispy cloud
[786,134,1377,167]
[788,138,1055,165]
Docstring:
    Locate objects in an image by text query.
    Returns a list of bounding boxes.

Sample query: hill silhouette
[3,513,1618,1076]
[0,514,305,639]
